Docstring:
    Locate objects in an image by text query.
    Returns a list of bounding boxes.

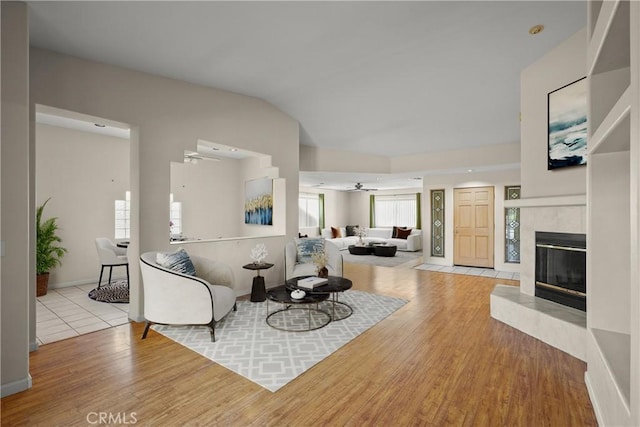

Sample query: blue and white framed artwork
[245,177,273,225]
[547,77,587,170]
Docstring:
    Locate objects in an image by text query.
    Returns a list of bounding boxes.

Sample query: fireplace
[535,231,586,311]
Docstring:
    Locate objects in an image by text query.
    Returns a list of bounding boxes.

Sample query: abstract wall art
[547,77,587,170]
[245,177,273,225]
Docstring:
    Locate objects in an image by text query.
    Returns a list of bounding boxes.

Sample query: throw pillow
[396,228,412,239]
[392,226,399,238]
[295,237,325,263]
[331,226,342,238]
[156,248,197,276]
[345,225,359,236]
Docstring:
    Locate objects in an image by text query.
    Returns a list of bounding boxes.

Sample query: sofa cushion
[331,226,342,238]
[295,237,325,263]
[156,248,196,276]
[345,225,359,236]
[396,228,412,239]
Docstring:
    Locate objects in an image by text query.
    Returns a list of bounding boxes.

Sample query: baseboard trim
[584,372,604,426]
[1,374,32,397]
[30,339,39,352]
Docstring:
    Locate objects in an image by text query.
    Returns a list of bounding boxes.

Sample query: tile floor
[415,263,520,281]
[36,283,130,345]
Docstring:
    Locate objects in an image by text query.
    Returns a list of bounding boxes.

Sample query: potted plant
[36,198,67,296]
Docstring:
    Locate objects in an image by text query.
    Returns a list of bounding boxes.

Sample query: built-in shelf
[591,328,631,407]
[504,194,586,209]
[588,85,631,154]
[588,0,630,76]
[585,0,637,425]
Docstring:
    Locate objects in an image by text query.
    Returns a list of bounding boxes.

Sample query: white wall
[30,47,300,319]
[348,187,422,229]
[298,186,350,235]
[36,123,130,287]
[423,169,521,273]
[1,1,32,397]
[391,142,520,174]
[520,28,587,199]
[171,158,242,240]
[300,145,389,174]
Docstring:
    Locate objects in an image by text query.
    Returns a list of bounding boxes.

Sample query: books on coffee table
[297,276,328,289]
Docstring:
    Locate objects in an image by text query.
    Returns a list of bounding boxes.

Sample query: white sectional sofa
[321,227,422,252]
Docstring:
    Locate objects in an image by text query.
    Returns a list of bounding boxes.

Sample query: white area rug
[152,290,407,392]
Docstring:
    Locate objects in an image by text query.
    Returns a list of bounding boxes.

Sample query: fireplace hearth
[535,231,586,311]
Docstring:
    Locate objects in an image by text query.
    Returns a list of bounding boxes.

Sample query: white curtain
[374,194,417,227]
[299,193,320,227]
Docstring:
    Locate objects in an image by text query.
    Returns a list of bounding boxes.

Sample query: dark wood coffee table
[373,244,397,257]
[286,275,353,321]
[348,245,373,255]
[265,286,330,332]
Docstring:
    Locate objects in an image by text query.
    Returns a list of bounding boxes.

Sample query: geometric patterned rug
[152,290,408,392]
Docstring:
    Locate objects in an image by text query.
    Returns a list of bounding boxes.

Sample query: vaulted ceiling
[27,1,586,189]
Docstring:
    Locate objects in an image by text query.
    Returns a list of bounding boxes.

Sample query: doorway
[453,186,495,268]
[35,105,132,344]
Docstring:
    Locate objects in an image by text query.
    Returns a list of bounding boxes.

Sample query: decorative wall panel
[430,189,445,257]
[505,186,521,263]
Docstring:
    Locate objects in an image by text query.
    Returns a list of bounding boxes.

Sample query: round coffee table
[286,275,353,321]
[348,245,373,255]
[373,244,397,257]
[265,286,330,332]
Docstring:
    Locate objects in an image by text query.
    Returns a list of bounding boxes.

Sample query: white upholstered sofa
[321,227,422,252]
[139,251,237,342]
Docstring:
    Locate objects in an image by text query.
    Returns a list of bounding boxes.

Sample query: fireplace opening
[535,231,586,311]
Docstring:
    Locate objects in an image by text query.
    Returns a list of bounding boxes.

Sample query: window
[505,186,521,263]
[374,194,417,228]
[299,193,320,228]
[170,193,182,236]
[114,191,130,239]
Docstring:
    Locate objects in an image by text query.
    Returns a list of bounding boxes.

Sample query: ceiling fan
[350,182,378,192]
[183,151,221,163]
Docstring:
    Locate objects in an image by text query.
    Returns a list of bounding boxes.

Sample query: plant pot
[318,267,329,278]
[36,272,50,297]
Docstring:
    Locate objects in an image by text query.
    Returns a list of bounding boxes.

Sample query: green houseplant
[36,198,67,296]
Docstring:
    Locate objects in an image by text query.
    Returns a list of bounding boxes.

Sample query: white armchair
[139,251,237,342]
[95,237,129,288]
[284,240,343,280]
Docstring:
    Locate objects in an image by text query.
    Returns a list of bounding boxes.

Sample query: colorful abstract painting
[245,177,273,225]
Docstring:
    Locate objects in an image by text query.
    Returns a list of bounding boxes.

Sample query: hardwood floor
[1,262,596,426]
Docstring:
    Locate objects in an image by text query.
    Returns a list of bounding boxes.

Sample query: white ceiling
[26,1,586,190]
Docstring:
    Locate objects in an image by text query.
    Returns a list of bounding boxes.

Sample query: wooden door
[454,186,494,268]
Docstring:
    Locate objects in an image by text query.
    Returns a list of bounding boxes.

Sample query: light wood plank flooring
[1,262,596,426]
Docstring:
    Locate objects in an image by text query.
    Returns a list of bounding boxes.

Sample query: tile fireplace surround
[491,195,587,361]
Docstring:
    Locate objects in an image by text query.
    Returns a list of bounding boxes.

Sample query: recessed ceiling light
[467,169,474,173]
[229,148,238,152]
[529,25,544,35]
[94,123,106,128]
